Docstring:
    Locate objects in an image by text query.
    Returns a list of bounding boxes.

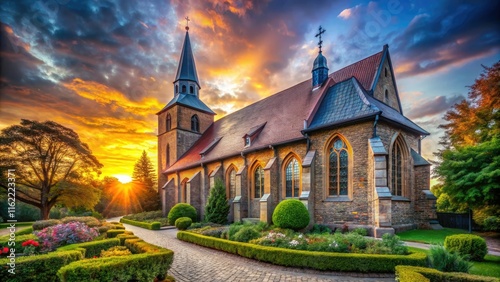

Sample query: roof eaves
[379,116,429,136]
[199,137,223,156]
[369,44,388,94]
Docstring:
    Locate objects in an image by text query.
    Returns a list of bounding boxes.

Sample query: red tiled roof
[165,50,384,173]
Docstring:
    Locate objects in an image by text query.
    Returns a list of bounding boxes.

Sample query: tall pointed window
[166,144,170,167]
[328,137,349,196]
[191,115,199,132]
[285,157,301,197]
[181,178,188,203]
[254,165,264,198]
[391,136,407,197]
[166,113,171,131]
[226,166,237,199]
[189,85,194,94]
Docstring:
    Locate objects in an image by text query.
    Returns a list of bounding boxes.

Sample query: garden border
[120,218,161,230]
[177,231,427,273]
[395,265,499,282]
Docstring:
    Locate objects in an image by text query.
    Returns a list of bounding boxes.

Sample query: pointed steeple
[174,31,200,88]
[312,26,329,88]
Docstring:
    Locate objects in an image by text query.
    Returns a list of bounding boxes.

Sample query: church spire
[312,26,329,88]
[174,17,200,95]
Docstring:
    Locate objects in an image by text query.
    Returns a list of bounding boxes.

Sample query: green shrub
[168,203,197,225]
[175,217,192,230]
[0,234,38,250]
[233,226,261,242]
[58,238,120,258]
[380,233,408,255]
[428,244,471,273]
[308,224,331,234]
[32,219,61,230]
[204,178,230,224]
[483,216,500,231]
[106,229,126,238]
[0,250,83,282]
[122,210,163,221]
[200,226,227,238]
[178,231,427,272]
[100,246,132,257]
[116,234,139,246]
[120,218,161,230]
[272,199,309,231]
[91,211,104,220]
[352,227,368,236]
[395,265,498,282]
[61,216,101,228]
[444,234,488,261]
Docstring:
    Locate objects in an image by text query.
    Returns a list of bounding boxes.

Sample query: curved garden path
[117,222,394,282]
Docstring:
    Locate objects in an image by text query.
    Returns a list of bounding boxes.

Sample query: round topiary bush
[272,199,310,231]
[175,217,192,230]
[444,234,488,261]
[168,203,197,225]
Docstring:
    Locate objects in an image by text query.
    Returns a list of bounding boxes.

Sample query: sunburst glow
[115,175,132,184]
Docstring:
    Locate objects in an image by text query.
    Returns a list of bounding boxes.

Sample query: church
[157,26,437,237]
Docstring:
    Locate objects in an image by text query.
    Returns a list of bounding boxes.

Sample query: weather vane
[185,16,190,31]
[315,26,326,53]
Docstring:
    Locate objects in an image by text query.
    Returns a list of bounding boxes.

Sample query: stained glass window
[391,138,404,196]
[285,158,300,197]
[329,137,349,196]
[228,168,236,199]
[254,166,264,198]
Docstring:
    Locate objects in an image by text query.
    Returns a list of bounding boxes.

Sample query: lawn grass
[0,221,34,228]
[397,228,468,244]
[408,247,500,278]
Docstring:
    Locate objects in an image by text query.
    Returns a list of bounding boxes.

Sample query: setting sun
[114,175,132,184]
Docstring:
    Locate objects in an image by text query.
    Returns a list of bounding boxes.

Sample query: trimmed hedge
[272,199,310,231]
[57,238,174,282]
[120,217,161,230]
[444,234,488,261]
[116,234,139,246]
[32,219,62,230]
[0,234,38,250]
[106,229,127,238]
[168,203,197,225]
[0,250,83,282]
[395,265,499,282]
[57,238,120,258]
[177,231,426,272]
[175,217,192,230]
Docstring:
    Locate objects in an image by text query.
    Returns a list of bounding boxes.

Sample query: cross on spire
[185,16,190,31]
[315,26,326,53]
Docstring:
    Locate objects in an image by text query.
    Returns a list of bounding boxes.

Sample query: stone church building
[157,27,437,236]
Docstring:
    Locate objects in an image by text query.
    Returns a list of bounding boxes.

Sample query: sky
[1,0,499,183]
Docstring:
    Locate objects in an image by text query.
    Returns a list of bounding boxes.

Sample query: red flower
[22,239,39,247]
[2,247,8,253]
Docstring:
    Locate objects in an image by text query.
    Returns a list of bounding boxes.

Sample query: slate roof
[165,47,428,173]
[411,149,431,166]
[174,31,200,86]
[158,93,215,115]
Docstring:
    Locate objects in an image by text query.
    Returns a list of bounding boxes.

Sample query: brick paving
[119,223,394,282]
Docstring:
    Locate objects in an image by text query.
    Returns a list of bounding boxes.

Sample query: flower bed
[177,231,427,273]
[395,265,499,282]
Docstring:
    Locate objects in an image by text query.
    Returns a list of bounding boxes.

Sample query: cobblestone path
[120,223,394,282]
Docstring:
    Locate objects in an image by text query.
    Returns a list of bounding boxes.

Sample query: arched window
[253,165,264,198]
[284,157,301,198]
[166,113,171,131]
[166,144,170,167]
[191,115,199,132]
[226,166,237,199]
[181,178,188,203]
[175,85,178,93]
[390,136,407,197]
[328,137,349,196]
[181,85,186,93]
[189,85,194,94]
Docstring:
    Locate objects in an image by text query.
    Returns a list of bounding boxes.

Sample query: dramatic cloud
[406,94,465,119]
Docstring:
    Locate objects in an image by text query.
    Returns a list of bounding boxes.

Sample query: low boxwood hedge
[58,238,120,258]
[395,265,499,282]
[444,234,488,261]
[177,231,426,272]
[106,229,127,238]
[0,250,83,282]
[116,234,139,246]
[120,218,161,230]
[57,238,174,282]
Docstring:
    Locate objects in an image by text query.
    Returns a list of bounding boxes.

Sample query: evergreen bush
[444,234,487,261]
[175,217,192,230]
[272,199,310,231]
[167,203,197,225]
[428,245,471,273]
[233,226,261,242]
[204,178,230,224]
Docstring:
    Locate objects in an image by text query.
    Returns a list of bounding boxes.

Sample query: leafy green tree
[434,61,500,222]
[204,178,230,224]
[132,150,160,212]
[0,119,102,219]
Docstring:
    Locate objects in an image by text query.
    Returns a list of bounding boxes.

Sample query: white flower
[329,240,339,248]
[289,240,300,246]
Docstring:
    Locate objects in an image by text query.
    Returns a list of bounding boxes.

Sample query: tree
[204,178,230,224]
[131,150,160,212]
[132,150,157,190]
[0,119,102,219]
[434,61,500,222]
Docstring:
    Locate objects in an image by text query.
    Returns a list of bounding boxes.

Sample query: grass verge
[397,228,468,244]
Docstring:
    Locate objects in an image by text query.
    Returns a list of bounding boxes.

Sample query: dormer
[243,122,266,147]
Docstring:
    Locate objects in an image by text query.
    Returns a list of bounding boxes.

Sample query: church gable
[371,45,403,113]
